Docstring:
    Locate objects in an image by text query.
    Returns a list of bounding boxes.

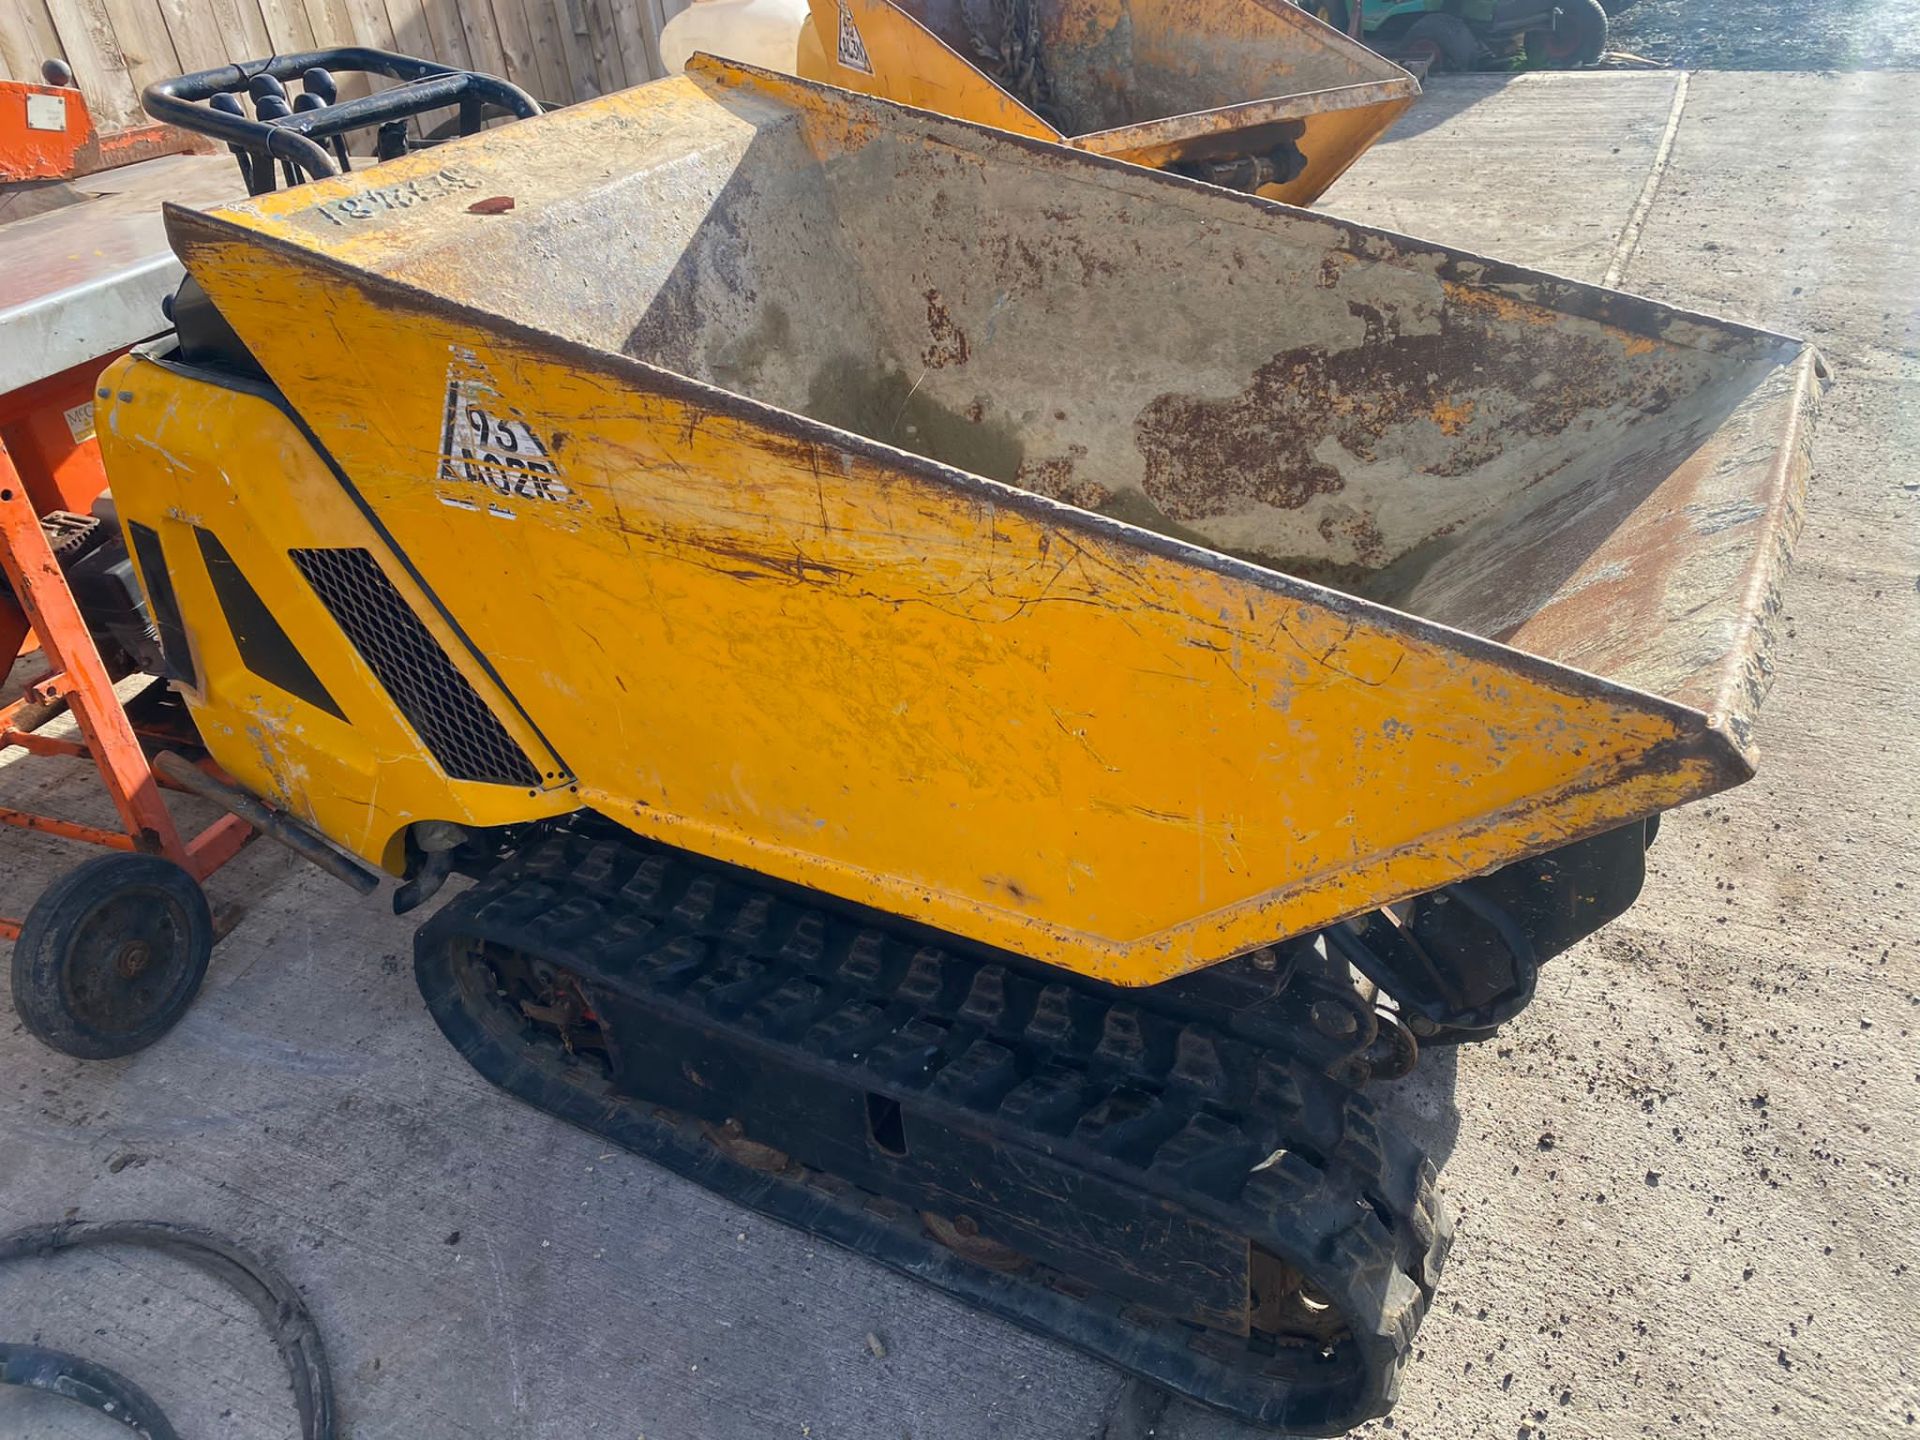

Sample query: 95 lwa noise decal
[437,347,578,515]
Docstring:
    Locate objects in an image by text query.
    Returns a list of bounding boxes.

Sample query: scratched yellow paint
[1268,103,1415,208]
[97,361,576,871]
[796,0,1053,142]
[104,165,1750,981]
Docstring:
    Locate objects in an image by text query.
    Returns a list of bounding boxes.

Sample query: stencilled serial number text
[311,169,482,226]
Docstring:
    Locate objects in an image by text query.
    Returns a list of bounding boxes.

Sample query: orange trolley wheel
[10,854,213,1058]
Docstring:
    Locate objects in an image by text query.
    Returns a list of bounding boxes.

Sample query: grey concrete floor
[2,70,1916,1440]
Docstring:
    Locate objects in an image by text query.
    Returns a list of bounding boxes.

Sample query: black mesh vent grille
[290,547,540,787]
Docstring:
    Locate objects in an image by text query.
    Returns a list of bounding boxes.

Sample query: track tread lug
[1169,1026,1228,1096]
[927,1037,1019,1106]
[574,841,625,896]
[745,976,828,1037]
[686,955,769,1013]
[803,999,892,1057]
[957,964,1010,1029]
[725,893,776,948]
[1070,1086,1176,1163]
[1025,984,1077,1048]
[672,875,720,930]
[1254,1057,1307,1115]
[618,854,673,910]
[898,948,950,1007]
[1146,1113,1257,1197]
[779,912,826,967]
[997,1064,1088,1135]
[836,930,888,987]
[864,1017,950,1087]
[1093,1006,1149,1073]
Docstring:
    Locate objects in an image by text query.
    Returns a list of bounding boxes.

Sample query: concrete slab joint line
[1604,69,1692,290]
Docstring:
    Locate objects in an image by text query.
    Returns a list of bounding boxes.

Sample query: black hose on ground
[0,1340,181,1437]
[0,1219,335,1439]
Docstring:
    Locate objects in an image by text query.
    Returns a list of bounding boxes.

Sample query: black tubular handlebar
[144,47,542,184]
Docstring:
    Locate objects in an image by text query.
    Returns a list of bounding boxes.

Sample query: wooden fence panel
[407,0,475,73]
[337,0,396,64]
[103,0,178,96]
[511,0,571,104]
[1,0,678,142]
[294,0,374,96]
[547,0,597,100]
[195,0,271,73]
[252,0,317,58]
[152,0,232,75]
[477,0,540,98]
[450,0,509,87]
[41,0,142,123]
[0,0,68,81]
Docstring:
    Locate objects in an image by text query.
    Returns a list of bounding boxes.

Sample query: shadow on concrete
[1372,74,1526,145]
[1373,1037,1464,1169]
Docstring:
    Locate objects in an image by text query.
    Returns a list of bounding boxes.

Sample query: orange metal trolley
[1,78,255,1054]
[0,370,254,943]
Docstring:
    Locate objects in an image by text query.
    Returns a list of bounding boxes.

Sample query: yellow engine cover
[98,363,577,873]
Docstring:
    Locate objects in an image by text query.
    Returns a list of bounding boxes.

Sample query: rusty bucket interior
[210,56,1819,743]
[159,58,1824,974]
[345,59,1814,736]
[798,0,1418,201]
[887,0,1400,132]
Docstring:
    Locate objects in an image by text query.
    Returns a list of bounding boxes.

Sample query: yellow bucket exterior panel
[1077,89,1413,207]
[121,66,1817,984]
[96,356,578,873]
[795,0,1054,141]
[151,226,1740,985]
[196,64,1802,708]
[1033,0,1403,129]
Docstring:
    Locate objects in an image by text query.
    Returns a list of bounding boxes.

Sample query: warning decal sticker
[836,0,873,73]
[436,348,576,510]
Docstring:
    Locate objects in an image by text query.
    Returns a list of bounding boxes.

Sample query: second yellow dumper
[777,0,1417,204]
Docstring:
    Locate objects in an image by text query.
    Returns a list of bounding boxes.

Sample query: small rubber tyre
[10,854,213,1059]
[1399,13,1480,72]
[1525,0,1607,66]
[1298,0,1352,34]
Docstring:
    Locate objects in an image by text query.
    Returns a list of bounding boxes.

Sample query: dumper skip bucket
[132,58,1821,988]
[792,0,1418,203]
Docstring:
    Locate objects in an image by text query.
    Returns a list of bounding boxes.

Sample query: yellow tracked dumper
[793,0,1419,203]
[9,48,1819,1432]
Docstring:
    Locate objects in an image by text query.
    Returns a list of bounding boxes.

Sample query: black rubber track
[417,823,1452,1435]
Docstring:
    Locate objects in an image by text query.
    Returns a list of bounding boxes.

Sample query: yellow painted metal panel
[796,0,1053,140]
[108,65,1815,986]
[148,223,1741,984]
[98,355,577,872]
[795,0,1413,205]
[1084,87,1411,207]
